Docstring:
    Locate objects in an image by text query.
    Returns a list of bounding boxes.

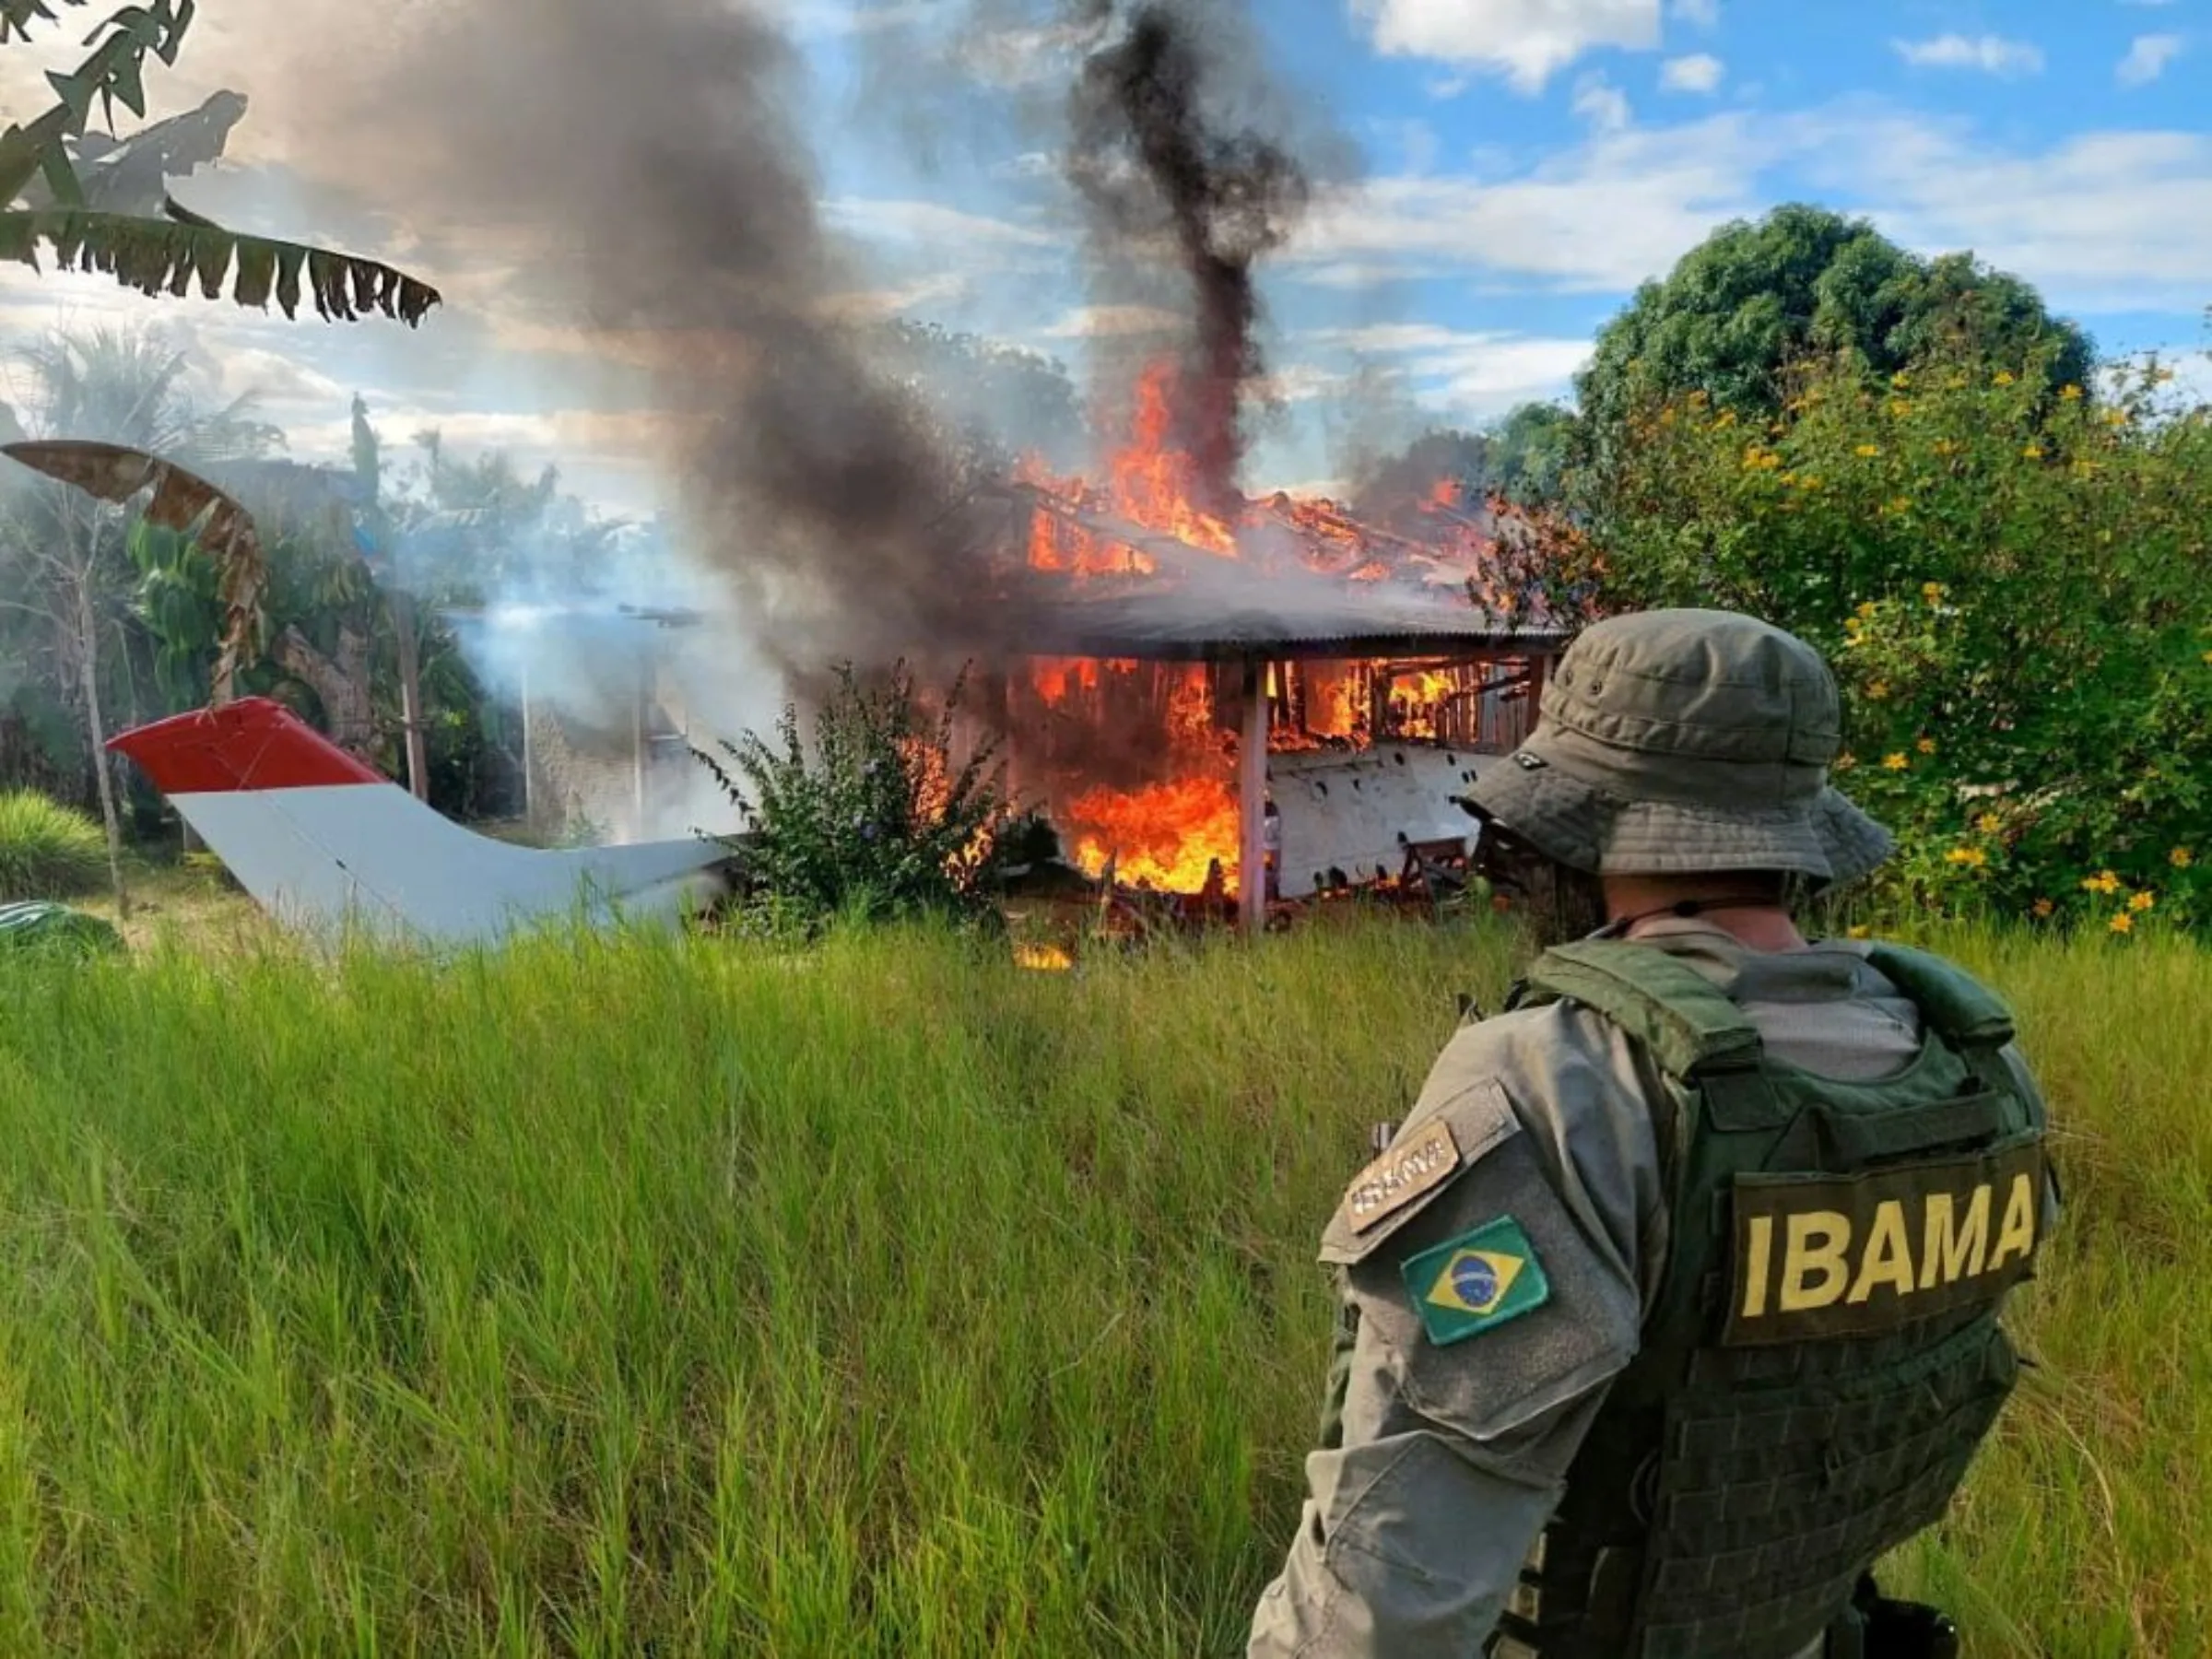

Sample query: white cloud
[1572,72,1632,134]
[1301,324,1595,418]
[1892,34,2046,76]
[2117,34,2185,86]
[1349,0,1662,94]
[1790,115,2212,313]
[1670,0,1720,26]
[1660,53,1724,93]
[1287,114,1762,292]
[1286,101,2212,319]
[1036,305,1185,339]
[822,198,1059,250]
[1251,365,1347,405]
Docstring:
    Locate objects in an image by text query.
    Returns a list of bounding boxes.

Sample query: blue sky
[0,0,2206,513]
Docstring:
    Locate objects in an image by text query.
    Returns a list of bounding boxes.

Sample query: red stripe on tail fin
[107,698,388,794]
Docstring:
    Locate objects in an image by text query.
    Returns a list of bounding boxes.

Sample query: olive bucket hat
[1458,607,1895,889]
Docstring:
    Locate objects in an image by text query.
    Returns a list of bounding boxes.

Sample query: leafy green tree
[1348,428,1488,522]
[0,1,438,325]
[1567,337,2211,934]
[1574,205,2096,455]
[1487,402,1576,504]
[878,319,1089,484]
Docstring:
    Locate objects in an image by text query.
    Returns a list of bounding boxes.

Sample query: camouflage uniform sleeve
[1247,1012,1663,1659]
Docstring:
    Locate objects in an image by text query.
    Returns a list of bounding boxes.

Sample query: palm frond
[0,204,441,323]
[1,436,265,701]
[0,0,97,48]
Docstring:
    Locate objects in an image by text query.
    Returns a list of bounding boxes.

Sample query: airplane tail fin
[108,698,733,947]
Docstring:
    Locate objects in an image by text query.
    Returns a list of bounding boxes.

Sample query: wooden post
[1239,654,1268,936]
[632,642,650,838]
[520,656,535,830]
[390,589,429,802]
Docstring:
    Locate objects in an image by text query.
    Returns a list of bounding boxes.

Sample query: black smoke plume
[1065,3,1312,516]
[333,0,1018,696]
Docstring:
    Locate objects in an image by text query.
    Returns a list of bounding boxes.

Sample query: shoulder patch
[1401,1216,1550,1347]
[1342,1117,1461,1233]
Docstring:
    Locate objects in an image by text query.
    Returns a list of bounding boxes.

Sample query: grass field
[0,900,2204,1656]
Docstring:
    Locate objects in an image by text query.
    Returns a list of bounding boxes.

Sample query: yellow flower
[2172,847,2195,869]
[2110,912,2134,935]
[1847,924,1871,940]
[1855,443,1882,458]
[2031,898,2054,918]
[1866,681,1890,701]
[1891,371,1912,389]
[1888,399,1912,418]
[2021,444,2044,460]
[2105,408,2129,428]
[1916,737,1937,754]
[2130,890,2156,912]
[1976,813,2002,834]
[1922,581,1944,601]
[1856,601,1878,619]
[1945,847,1988,868]
[1714,409,1737,429]
[1932,438,1960,456]
[1834,752,1857,771]
[1993,371,2016,386]
[2060,384,2083,401]
[1882,752,1909,771]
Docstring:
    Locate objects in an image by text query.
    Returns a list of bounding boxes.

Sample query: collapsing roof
[954,481,1573,664]
[1007,570,1563,662]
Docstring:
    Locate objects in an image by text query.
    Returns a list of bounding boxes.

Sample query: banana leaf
[2,437,267,700]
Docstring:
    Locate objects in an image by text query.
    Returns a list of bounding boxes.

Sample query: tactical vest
[1481,939,2052,1659]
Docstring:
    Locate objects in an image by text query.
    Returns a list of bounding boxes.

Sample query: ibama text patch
[1724,1137,2045,1346]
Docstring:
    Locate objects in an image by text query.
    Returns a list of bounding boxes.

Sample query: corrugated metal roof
[1004,566,1567,662]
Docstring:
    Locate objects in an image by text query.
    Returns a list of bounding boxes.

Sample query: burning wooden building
[936,368,1589,932]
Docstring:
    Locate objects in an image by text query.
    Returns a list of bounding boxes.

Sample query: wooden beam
[1240,655,1268,936]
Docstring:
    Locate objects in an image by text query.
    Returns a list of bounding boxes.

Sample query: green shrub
[1563,344,2212,934]
[697,659,1015,932]
[0,789,108,899]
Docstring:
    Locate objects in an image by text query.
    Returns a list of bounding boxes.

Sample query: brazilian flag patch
[1400,1216,1549,1347]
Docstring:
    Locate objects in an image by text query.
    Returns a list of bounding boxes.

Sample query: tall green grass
[0,916,2201,1656]
[0,789,107,900]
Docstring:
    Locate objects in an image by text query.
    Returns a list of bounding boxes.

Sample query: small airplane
[107,697,736,949]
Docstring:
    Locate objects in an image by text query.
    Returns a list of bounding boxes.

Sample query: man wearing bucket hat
[1249,608,2059,1659]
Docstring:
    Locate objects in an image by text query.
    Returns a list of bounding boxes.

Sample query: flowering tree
[1566,343,2211,935]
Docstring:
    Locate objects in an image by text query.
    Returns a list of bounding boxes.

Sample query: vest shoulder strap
[1520,940,1761,1079]
[1858,941,2017,1048]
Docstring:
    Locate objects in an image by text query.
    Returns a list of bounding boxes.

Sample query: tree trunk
[389,590,429,802]
[74,575,130,919]
[275,623,380,764]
